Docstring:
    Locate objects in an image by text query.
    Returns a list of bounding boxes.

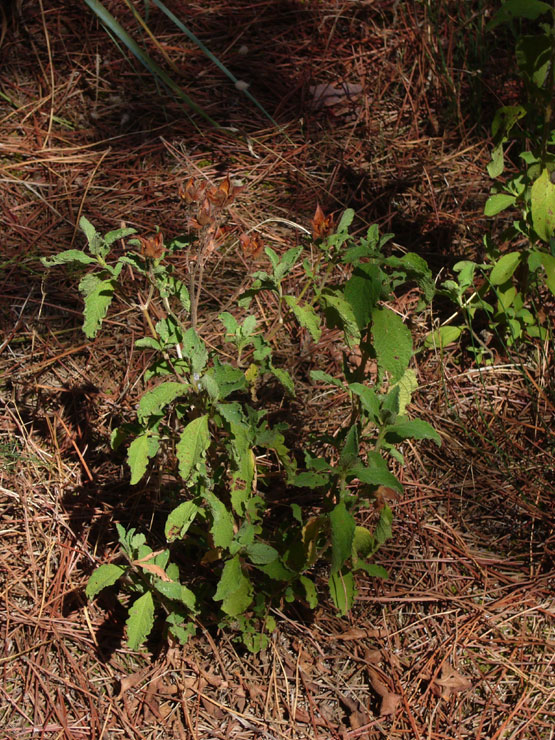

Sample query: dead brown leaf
[367,667,402,717]
[433,661,472,700]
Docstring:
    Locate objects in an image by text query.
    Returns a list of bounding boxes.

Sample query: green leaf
[182,328,208,376]
[203,360,246,401]
[424,325,463,349]
[137,381,189,422]
[352,526,374,560]
[244,543,279,565]
[393,368,419,415]
[349,383,380,422]
[531,169,555,243]
[329,501,356,574]
[299,575,318,608]
[490,252,522,285]
[269,366,295,395]
[349,463,403,492]
[79,277,116,338]
[336,208,355,233]
[79,216,105,255]
[321,291,360,347]
[371,307,412,382]
[41,249,97,267]
[283,295,322,341]
[486,0,551,30]
[104,226,136,244]
[339,424,359,471]
[291,471,329,488]
[165,501,200,542]
[214,555,253,616]
[385,419,441,445]
[516,34,552,87]
[85,564,127,599]
[310,369,345,388]
[126,592,155,650]
[176,415,210,482]
[540,252,555,294]
[329,570,356,616]
[343,263,382,330]
[128,432,159,485]
[203,491,234,549]
[153,580,196,610]
[484,193,516,216]
[274,246,303,282]
[375,505,393,545]
[356,562,389,579]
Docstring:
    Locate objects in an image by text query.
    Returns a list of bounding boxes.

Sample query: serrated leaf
[371,307,412,382]
[283,295,322,341]
[176,415,210,482]
[203,490,234,549]
[274,246,303,282]
[135,336,163,351]
[244,542,279,565]
[41,249,97,267]
[384,418,441,445]
[424,325,463,349]
[329,570,356,616]
[349,463,403,492]
[484,193,516,216]
[336,208,355,233]
[165,501,200,542]
[291,471,329,488]
[79,277,116,338]
[310,369,344,388]
[356,562,389,578]
[126,592,155,650]
[128,432,159,485]
[269,365,295,395]
[330,501,356,574]
[339,424,359,471]
[79,216,105,255]
[85,564,127,599]
[203,360,246,401]
[344,263,382,330]
[531,169,555,243]
[104,227,136,244]
[490,252,522,285]
[137,381,189,422]
[182,328,208,375]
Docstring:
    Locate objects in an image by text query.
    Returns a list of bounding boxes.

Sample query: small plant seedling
[43,184,440,652]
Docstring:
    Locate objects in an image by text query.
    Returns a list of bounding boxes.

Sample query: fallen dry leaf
[309,82,363,110]
[433,661,472,700]
[367,667,402,717]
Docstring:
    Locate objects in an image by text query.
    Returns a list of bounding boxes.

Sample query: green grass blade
[152,0,279,128]
[83,0,220,128]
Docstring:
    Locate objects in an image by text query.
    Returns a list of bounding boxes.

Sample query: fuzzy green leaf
[214,555,253,616]
[79,277,116,338]
[203,491,234,549]
[352,526,374,560]
[329,570,356,616]
[165,501,200,542]
[330,502,356,575]
[349,383,380,422]
[244,543,279,565]
[41,249,97,267]
[79,216,105,255]
[126,592,155,650]
[375,505,393,545]
[540,252,555,295]
[384,418,441,445]
[283,295,322,342]
[321,291,360,347]
[343,263,382,330]
[182,328,208,375]
[531,169,555,243]
[137,381,189,423]
[128,432,159,485]
[273,246,303,282]
[153,580,196,610]
[176,415,209,482]
[371,307,412,382]
[349,463,403,492]
[85,564,127,599]
[486,0,551,30]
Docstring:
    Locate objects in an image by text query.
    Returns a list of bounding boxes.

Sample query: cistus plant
[431,0,555,358]
[42,181,440,652]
